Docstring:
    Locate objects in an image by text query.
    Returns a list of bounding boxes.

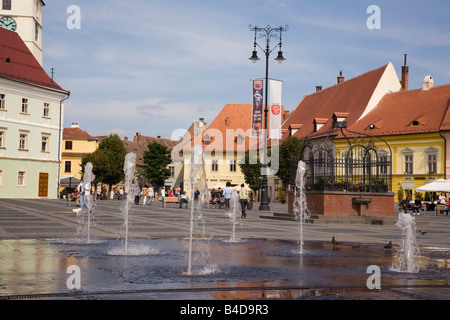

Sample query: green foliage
[143,141,172,189]
[239,151,262,192]
[81,134,127,187]
[397,183,404,202]
[277,136,303,187]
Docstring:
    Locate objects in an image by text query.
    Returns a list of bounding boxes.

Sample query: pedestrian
[134,185,141,205]
[412,196,422,215]
[148,185,154,205]
[175,185,181,197]
[238,183,249,218]
[77,179,85,210]
[179,191,189,208]
[223,182,233,212]
[142,185,149,205]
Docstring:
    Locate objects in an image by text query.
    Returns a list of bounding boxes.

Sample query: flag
[251,80,263,137]
[269,80,282,139]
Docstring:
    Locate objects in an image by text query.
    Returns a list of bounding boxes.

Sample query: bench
[163,197,179,208]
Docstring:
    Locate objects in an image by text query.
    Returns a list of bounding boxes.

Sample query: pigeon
[331,236,339,247]
[384,241,392,249]
[417,230,427,235]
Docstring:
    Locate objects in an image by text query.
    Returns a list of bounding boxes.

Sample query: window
[21,98,29,114]
[41,136,49,152]
[402,148,414,175]
[19,133,27,150]
[18,171,25,186]
[230,160,236,172]
[43,102,50,117]
[425,147,438,174]
[2,0,11,10]
[212,160,218,172]
[427,154,437,174]
[404,155,413,174]
[64,161,72,173]
[169,166,175,178]
[0,93,5,109]
[65,141,73,150]
[0,130,4,148]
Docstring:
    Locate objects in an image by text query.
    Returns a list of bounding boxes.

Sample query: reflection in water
[0,238,448,299]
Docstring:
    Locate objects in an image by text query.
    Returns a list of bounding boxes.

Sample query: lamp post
[249,25,287,211]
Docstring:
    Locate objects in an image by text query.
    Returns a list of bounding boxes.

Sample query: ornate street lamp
[249,24,288,211]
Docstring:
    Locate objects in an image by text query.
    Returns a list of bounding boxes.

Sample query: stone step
[260,212,428,226]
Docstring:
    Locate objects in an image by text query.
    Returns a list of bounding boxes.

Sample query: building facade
[0,0,44,65]
[0,28,69,199]
[61,123,98,181]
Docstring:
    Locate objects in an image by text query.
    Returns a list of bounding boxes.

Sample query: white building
[0,27,69,198]
[0,0,44,65]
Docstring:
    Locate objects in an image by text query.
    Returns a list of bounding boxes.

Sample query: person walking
[148,185,154,205]
[223,182,233,213]
[238,183,249,218]
[141,185,149,205]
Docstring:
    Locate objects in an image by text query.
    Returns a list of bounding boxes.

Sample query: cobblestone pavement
[0,198,449,249]
[0,198,449,301]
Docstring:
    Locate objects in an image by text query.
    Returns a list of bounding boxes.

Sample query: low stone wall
[288,191,395,217]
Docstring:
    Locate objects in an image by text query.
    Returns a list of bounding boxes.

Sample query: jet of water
[391,212,421,273]
[293,160,310,254]
[121,152,137,256]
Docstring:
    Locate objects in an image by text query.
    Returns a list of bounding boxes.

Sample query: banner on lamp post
[251,79,263,137]
[269,79,282,139]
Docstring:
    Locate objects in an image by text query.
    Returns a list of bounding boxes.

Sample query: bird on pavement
[331,236,339,247]
[417,230,427,235]
[384,241,392,249]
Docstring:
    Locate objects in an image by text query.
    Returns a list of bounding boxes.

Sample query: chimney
[124,137,128,141]
[423,75,434,91]
[71,123,79,128]
[337,71,344,84]
[401,54,409,91]
[157,136,161,139]
[316,86,322,92]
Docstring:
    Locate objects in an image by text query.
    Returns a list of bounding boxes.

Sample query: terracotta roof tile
[63,127,97,140]
[0,28,67,92]
[281,63,391,141]
[193,104,287,151]
[344,84,450,136]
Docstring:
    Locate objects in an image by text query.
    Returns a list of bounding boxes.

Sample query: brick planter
[288,191,395,217]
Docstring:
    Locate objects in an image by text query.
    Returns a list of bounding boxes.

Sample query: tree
[81,134,127,190]
[277,136,303,187]
[239,151,262,193]
[143,141,172,189]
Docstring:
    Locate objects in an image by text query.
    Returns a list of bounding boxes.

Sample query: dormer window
[410,120,420,126]
[313,118,327,132]
[203,134,211,145]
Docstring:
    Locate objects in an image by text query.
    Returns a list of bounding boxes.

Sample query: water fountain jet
[293,160,310,254]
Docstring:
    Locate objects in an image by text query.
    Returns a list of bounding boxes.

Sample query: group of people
[210,182,252,218]
[399,192,450,215]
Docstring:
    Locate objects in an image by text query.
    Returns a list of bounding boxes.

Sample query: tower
[0,0,44,65]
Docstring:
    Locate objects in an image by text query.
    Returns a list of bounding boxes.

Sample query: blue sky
[42,0,450,140]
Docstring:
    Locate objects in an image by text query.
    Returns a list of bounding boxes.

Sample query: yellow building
[60,123,98,187]
[338,80,450,199]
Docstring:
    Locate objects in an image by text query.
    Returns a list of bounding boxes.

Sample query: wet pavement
[0,198,449,301]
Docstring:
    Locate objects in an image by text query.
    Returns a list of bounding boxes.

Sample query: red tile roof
[192,103,287,151]
[344,84,450,137]
[281,63,391,141]
[0,28,67,92]
[63,127,97,140]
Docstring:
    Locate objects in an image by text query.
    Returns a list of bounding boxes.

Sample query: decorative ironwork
[290,118,392,193]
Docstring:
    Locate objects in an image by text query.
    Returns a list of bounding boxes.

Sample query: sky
[42,0,450,141]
